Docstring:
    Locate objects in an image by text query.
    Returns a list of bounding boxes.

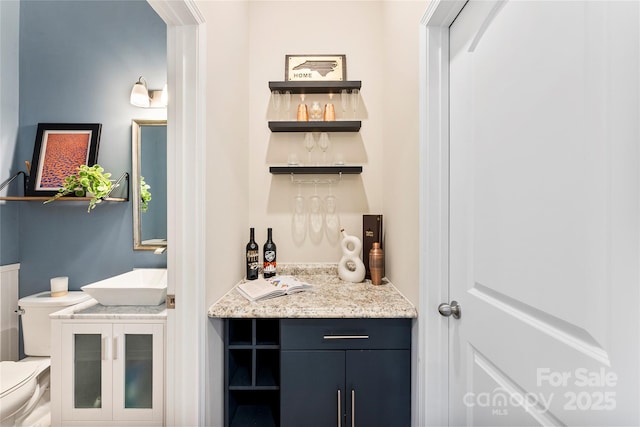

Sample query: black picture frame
[27,123,102,196]
[285,54,347,82]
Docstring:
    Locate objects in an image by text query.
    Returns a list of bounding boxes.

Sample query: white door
[448,0,640,425]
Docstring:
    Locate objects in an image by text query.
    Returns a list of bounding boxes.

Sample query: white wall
[201,1,251,306]
[202,1,425,308]
[381,1,425,305]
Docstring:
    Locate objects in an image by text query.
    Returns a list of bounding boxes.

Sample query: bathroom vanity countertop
[207,264,418,319]
[49,297,167,319]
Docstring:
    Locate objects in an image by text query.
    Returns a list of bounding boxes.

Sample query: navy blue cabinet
[281,350,345,426]
[225,318,411,427]
[280,319,411,427]
[345,350,411,426]
[225,319,280,427]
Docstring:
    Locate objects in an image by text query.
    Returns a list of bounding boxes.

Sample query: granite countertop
[207,264,418,319]
[50,297,167,320]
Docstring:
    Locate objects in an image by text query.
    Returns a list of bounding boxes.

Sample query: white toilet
[0,291,90,427]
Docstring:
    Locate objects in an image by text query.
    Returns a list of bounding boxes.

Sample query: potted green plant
[45,164,112,212]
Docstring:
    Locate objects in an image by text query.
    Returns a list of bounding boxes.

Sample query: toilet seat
[0,360,49,422]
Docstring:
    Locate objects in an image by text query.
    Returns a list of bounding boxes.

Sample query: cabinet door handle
[112,336,118,360]
[337,389,341,427]
[351,389,355,427]
[323,335,369,340]
[102,336,110,361]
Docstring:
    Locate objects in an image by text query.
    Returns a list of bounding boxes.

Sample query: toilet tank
[19,291,91,356]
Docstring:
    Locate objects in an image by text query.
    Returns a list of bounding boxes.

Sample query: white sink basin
[81,269,167,306]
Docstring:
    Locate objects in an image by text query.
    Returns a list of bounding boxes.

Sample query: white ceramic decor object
[338,229,366,283]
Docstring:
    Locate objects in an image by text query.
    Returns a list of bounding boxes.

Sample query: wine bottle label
[264,250,276,262]
[246,249,259,280]
[247,250,259,264]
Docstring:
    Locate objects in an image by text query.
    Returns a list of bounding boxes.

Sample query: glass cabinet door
[74,334,103,409]
[124,333,153,408]
[112,323,164,422]
[61,324,113,421]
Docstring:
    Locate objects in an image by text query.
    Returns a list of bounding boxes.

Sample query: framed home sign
[285,54,346,81]
[27,123,102,196]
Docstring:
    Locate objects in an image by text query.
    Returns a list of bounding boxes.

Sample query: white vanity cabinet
[51,303,166,427]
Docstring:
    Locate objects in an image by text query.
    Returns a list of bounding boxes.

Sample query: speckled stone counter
[207,264,418,319]
[50,297,167,320]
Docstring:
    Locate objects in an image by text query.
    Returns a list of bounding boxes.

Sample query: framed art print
[27,123,102,196]
[285,54,346,81]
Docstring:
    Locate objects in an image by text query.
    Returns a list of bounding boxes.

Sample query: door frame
[417,1,466,425]
[146,1,206,426]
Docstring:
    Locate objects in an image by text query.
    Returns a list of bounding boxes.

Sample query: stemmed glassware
[351,89,359,117]
[318,133,330,165]
[340,89,349,113]
[325,186,340,244]
[281,90,291,120]
[308,184,324,244]
[272,90,281,118]
[291,185,306,245]
[282,90,291,117]
[303,132,315,165]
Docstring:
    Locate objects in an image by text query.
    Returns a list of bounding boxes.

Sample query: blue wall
[14,0,167,296]
[0,0,21,265]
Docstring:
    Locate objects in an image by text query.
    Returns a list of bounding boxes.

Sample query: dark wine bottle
[263,228,277,278]
[246,228,259,280]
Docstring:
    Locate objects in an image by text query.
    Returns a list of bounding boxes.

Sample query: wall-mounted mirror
[132,119,167,251]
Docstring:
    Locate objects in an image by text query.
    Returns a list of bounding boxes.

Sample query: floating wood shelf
[269,166,362,175]
[269,80,361,95]
[0,172,129,204]
[0,196,127,202]
[268,121,361,133]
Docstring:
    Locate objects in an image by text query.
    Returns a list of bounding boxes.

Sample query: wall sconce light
[130,76,168,108]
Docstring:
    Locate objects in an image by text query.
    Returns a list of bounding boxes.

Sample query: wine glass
[351,89,359,117]
[308,185,324,244]
[291,187,306,245]
[340,89,348,112]
[318,132,330,165]
[325,190,340,244]
[303,133,315,165]
[271,90,281,118]
[283,91,291,116]
[310,102,322,121]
